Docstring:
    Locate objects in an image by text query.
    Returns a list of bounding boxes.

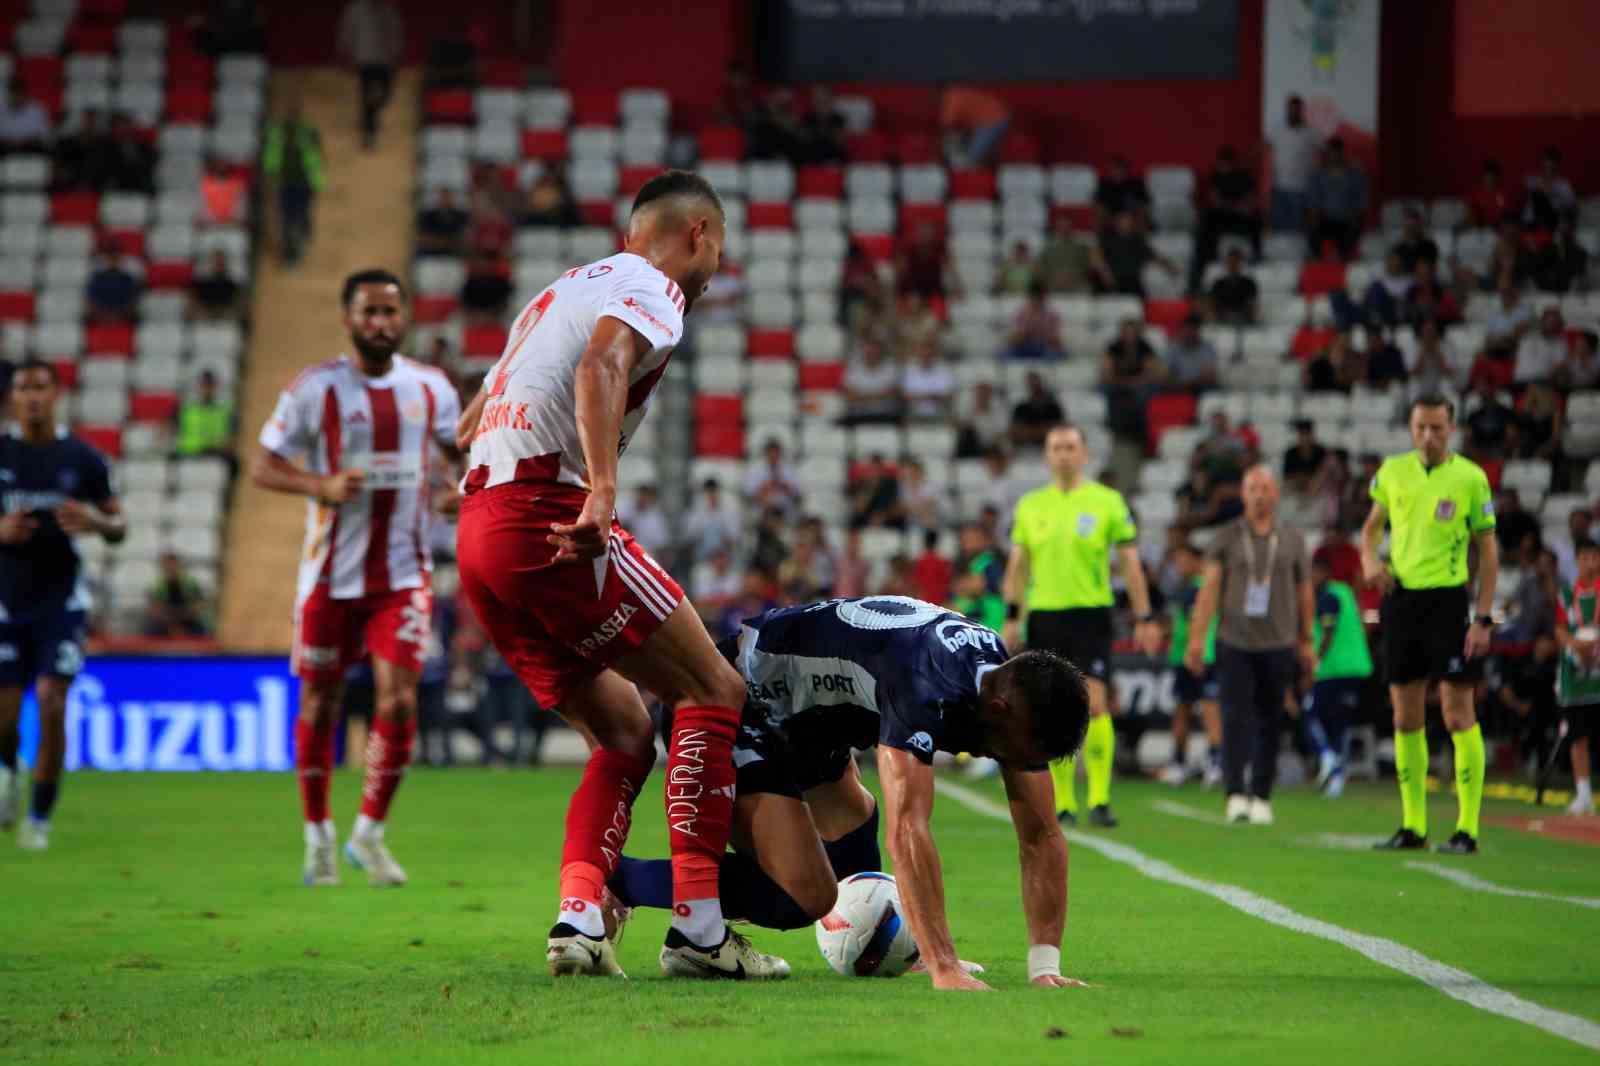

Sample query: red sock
[665,704,739,904]
[559,748,653,903]
[296,717,336,823]
[359,715,416,822]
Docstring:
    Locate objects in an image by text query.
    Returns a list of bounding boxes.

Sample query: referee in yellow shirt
[1003,425,1162,827]
[1360,393,1499,854]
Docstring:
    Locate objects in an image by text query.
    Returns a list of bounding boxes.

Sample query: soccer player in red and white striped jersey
[252,269,460,889]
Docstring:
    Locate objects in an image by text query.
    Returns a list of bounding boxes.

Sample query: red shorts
[455,482,683,709]
[292,584,433,682]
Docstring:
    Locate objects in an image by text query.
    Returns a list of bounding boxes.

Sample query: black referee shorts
[1381,585,1480,684]
[1027,607,1112,682]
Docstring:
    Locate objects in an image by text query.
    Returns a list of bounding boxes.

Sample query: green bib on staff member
[1369,451,1495,589]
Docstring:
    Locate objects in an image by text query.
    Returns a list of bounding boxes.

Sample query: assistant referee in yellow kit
[1361,393,1499,855]
[1003,424,1162,828]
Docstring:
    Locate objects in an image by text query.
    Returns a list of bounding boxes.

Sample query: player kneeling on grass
[608,596,1091,990]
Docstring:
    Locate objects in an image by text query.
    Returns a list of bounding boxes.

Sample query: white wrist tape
[1027,944,1061,980]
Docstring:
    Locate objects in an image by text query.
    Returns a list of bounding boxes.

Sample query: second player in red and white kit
[456,171,786,979]
[252,269,461,889]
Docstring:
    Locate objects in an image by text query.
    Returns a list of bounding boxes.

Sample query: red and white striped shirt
[464,252,685,495]
[260,355,461,604]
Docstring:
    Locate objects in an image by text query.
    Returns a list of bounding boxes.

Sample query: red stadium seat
[1144,298,1193,333]
[619,164,659,196]
[479,59,525,88]
[571,89,618,126]
[1298,260,1347,296]
[694,423,743,458]
[747,328,795,359]
[699,126,744,161]
[129,391,179,423]
[165,53,214,88]
[145,261,194,289]
[578,200,613,226]
[854,234,896,262]
[998,132,1040,163]
[845,131,889,163]
[17,57,62,92]
[797,166,844,198]
[1050,203,1096,229]
[1292,325,1336,361]
[895,132,939,164]
[797,362,845,391]
[0,291,34,321]
[165,86,212,123]
[51,191,98,225]
[1145,393,1197,455]
[746,201,793,229]
[521,129,567,161]
[76,425,122,458]
[50,359,76,390]
[86,322,134,356]
[412,295,459,324]
[425,89,474,124]
[105,228,145,258]
[67,23,117,52]
[78,0,128,17]
[1480,457,1503,490]
[464,323,509,358]
[950,169,997,199]
[693,393,743,424]
[899,203,946,232]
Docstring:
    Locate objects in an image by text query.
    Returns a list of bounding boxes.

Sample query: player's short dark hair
[341,268,407,307]
[631,169,725,222]
[1577,537,1600,554]
[1046,423,1085,444]
[1000,650,1090,762]
[13,357,57,384]
[1409,392,1455,420]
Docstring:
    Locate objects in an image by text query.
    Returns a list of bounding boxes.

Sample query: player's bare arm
[879,746,990,991]
[1000,543,1030,651]
[1359,501,1391,592]
[548,316,652,564]
[1118,543,1162,656]
[54,497,125,544]
[1466,530,1498,659]
[1184,560,1223,674]
[0,510,38,545]
[251,448,365,505]
[456,384,486,452]
[999,766,1086,989]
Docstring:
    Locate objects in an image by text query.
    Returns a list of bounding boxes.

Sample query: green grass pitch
[3,769,1597,1064]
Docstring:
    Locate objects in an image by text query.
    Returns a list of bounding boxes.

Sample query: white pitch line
[1299,832,1389,851]
[1150,798,1230,825]
[1404,861,1600,910]
[935,780,1600,1052]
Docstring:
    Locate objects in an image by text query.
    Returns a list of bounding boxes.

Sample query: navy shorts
[1311,677,1365,719]
[713,632,853,800]
[1174,664,1219,704]
[0,603,88,689]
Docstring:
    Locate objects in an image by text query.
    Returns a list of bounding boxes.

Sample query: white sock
[303,821,324,845]
[1577,777,1593,805]
[352,813,381,842]
[557,897,604,937]
[671,899,726,947]
[321,818,337,844]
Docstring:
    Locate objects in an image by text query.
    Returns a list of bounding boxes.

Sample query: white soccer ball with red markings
[815,871,919,977]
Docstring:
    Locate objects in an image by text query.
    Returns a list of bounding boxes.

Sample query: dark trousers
[417,680,450,766]
[1216,643,1297,799]
[1190,208,1262,292]
[1308,217,1359,260]
[358,65,394,143]
[279,183,314,264]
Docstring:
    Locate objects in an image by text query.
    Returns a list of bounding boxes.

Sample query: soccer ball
[814,872,919,977]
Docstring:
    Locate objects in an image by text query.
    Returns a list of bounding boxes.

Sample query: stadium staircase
[220,67,421,650]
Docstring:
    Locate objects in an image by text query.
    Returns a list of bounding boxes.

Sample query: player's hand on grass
[317,469,366,506]
[0,511,38,544]
[930,965,992,991]
[51,501,101,535]
[1133,619,1163,657]
[1030,974,1091,989]
[549,490,614,564]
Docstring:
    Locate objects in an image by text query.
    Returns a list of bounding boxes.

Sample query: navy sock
[612,852,815,930]
[822,803,881,878]
[610,855,674,909]
[31,778,58,822]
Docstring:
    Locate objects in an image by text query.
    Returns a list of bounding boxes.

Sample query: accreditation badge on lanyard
[1240,526,1278,619]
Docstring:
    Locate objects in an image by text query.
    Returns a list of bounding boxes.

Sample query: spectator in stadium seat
[143,552,211,638]
[978,448,1025,533]
[519,166,581,229]
[101,115,155,193]
[954,380,1008,458]
[895,222,957,301]
[908,528,953,604]
[994,241,1038,296]
[938,85,1011,168]
[416,187,471,255]
[1163,313,1219,392]
[1483,220,1537,291]
[0,76,51,155]
[175,369,235,462]
[842,340,904,425]
[950,521,1006,626]
[1464,380,1517,460]
[716,62,761,133]
[1518,380,1564,461]
[681,477,740,564]
[1515,305,1570,385]
[693,257,746,326]
[1176,468,1237,530]
[339,0,404,150]
[1551,508,1593,585]
[777,527,832,603]
[799,86,847,166]
[1483,281,1536,362]
[1392,207,1439,273]
[1468,159,1513,228]
[1559,329,1600,389]
[833,529,871,598]
[1495,488,1542,557]
[263,100,324,266]
[1035,217,1093,294]
[744,439,802,518]
[750,86,807,164]
[1304,333,1358,393]
[1313,522,1363,589]
[1093,156,1151,228]
[1268,95,1319,233]
[1305,138,1368,260]
[1092,210,1179,297]
[1521,146,1577,232]
[898,458,944,535]
[1330,250,1406,332]
[1195,410,1256,486]
[901,339,954,420]
[1099,317,1164,436]
[1282,420,1328,494]
[891,290,944,354]
[188,251,241,321]
[1207,246,1259,325]
[1502,543,1561,643]
[1406,318,1468,399]
[749,508,791,576]
[86,238,141,321]
[1532,218,1590,294]
[1362,326,1408,391]
[618,484,672,565]
[1190,146,1261,293]
[850,454,903,529]
[199,156,247,225]
[1008,371,1064,448]
[839,243,886,330]
[52,109,104,190]
[1403,260,1460,327]
[691,547,742,623]
[459,250,512,321]
[717,568,779,639]
[1000,281,1064,361]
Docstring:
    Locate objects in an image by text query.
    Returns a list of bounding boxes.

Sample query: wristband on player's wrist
[1005,603,1021,621]
[1135,612,1155,624]
[1473,615,1494,628]
[1027,944,1061,980]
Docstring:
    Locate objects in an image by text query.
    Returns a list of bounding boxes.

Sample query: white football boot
[547,923,626,978]
[660,926,791,980]
[18,819,49,850]
[303,827,340,886]
[1248,797,1275,826]
[1225,794,1251,823]
[344,826,407,886]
